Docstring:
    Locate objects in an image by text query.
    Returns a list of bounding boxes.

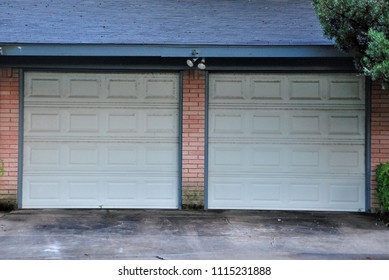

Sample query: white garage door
[23,72,179,208]
[208,73,365,211]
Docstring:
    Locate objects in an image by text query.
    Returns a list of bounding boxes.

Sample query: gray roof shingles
[0,0,331,46]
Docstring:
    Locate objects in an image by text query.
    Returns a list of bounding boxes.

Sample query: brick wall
[181,70,206,208]
[0,68,19,209]
[370,81,389,211]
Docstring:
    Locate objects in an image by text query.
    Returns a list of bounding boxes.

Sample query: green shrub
[313,0,389,84]
[376,162,389,211]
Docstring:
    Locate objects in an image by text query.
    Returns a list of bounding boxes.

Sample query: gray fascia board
[0,44,349,58]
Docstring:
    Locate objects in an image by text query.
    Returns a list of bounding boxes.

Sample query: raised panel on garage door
[23,72,179,208]
[208,73,365,211]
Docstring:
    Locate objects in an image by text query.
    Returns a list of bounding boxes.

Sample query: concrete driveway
[0,209,388,260]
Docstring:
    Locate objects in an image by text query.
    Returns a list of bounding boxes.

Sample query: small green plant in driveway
[376,162,389,212]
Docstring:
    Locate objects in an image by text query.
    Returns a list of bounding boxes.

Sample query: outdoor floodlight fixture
[186,57,206,70]
[186,48,206,70]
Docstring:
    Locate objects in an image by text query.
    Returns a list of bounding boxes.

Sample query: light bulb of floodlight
[197,58,206,70]
[186,57,198,67]
[186,59,194,67]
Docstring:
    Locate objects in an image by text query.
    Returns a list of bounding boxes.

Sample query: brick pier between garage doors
[181,70,206,207]
[0,68,19,210]
[1,67,389,211]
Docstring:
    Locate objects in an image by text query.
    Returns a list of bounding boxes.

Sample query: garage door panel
[106,177,178,207]
[251,77,285,100]
[251,183,282,202]
[27,77,62,98]
[144,110,178,134]
[68,112,100,132]
[26,180,61,200]
[145,145,177,167]
[69,78,101,98]
[328,146,365,173]
[24,175,178,208]
[209,178,284,209]
[68,182,100,200]
[210,74,365,106]
[289,183,321,202]
[211,77,246,100]
[145,78,178,100]
[210,147,245,169]
[25,142,179,173]
[328,182,366,211]
[210,143,364,175]
[209,176,365,211]
[106,181,138,200]
[24,144,61,168]
[289,149,320,168]
[210,109,364,140]
[107,112,137,133]
[328,78,364,101]
[211,112,245,135]
[289,145,365,173]
[289,78,322,100]
[26,111,61,133]
[210,145,284,172]
[289,114,321,135]
[211,181,245,202]
[23,72,179,208]
[26,73,179,103]
[106,146,138,167]
[328,113,364,136]
[329,183,362,204]
[68,146,99,166]
[252,148,282,167]
[145,180,177,200]
[252,114,283,134]
[107,79,138,99]
[208,73,365,211]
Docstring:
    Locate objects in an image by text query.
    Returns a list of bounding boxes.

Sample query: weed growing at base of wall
[0,160,4,177]
[0,159,16,211]
[182,190,204,210]
[376,162,389,212]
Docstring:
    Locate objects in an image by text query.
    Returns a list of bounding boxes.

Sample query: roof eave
[0,43,348,58]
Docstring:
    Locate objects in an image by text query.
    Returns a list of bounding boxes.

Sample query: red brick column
[181,70,206,208]
[371,81,389,211]
[0,68,19,209]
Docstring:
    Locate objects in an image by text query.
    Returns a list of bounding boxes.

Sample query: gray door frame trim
[365,78,372,212]
[204,71,210,209]
[178,71,184,209]
[17,69,25,208]
[18,68,183,209]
